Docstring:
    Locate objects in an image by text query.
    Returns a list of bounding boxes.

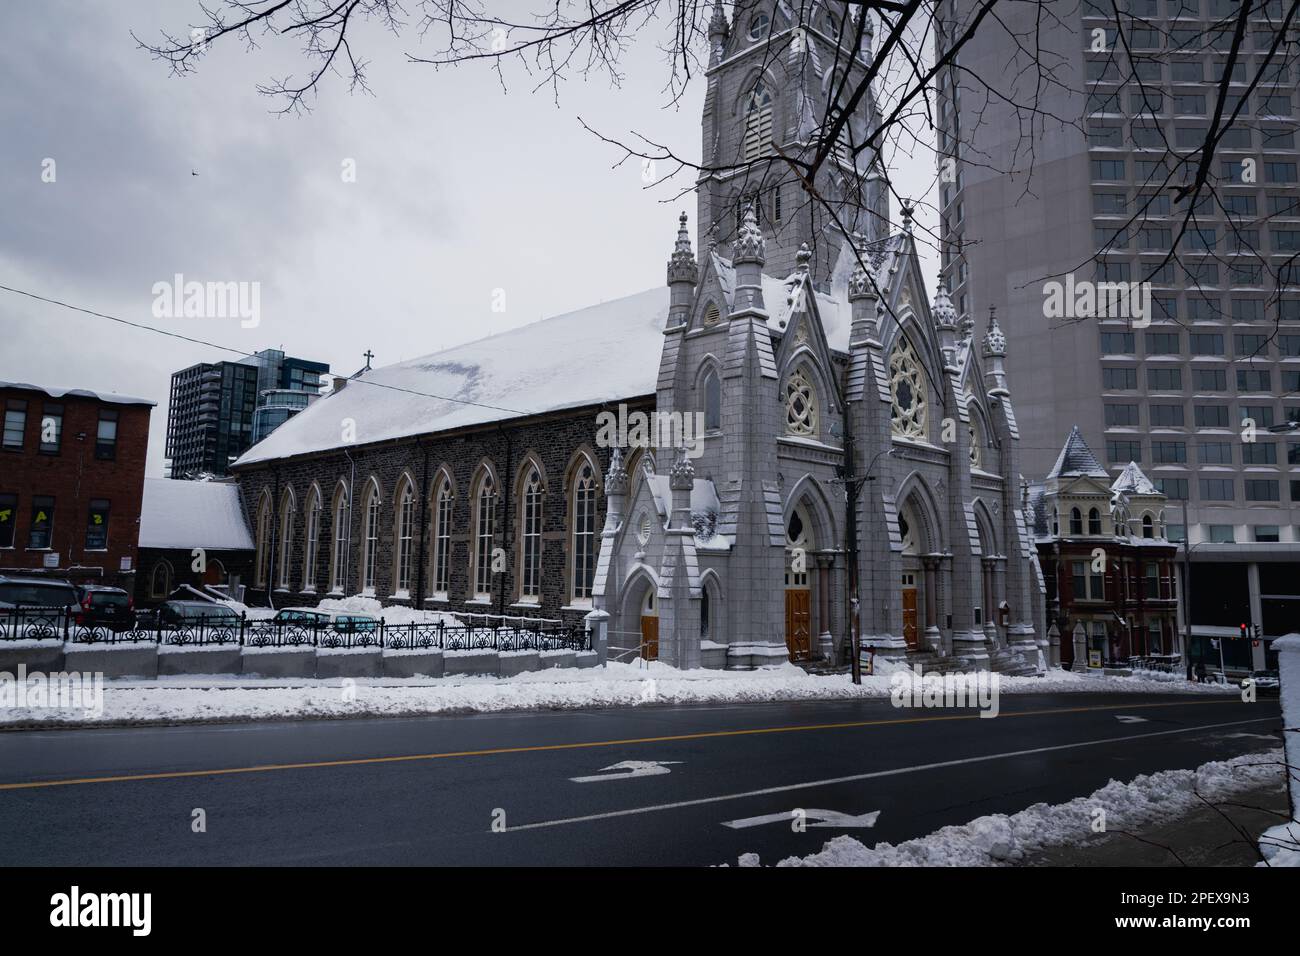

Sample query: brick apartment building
[0,381,154,590]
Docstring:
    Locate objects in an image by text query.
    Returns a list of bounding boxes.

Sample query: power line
[0,283,529,418]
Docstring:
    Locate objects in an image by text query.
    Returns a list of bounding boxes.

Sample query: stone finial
[709,0,729,37]
[900,201,914,234]
[982,305,1007,357]
[796,242,812,274]
[732,202,766,265]
[669,445,695,492]
[847,231,874,302]
[707,220,719,253]
[932,276,957,331]
[958,311,974,341]
[667,210,699,286]
[605,446,628,496]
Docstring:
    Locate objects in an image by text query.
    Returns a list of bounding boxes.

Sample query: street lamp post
[834,430,894,685]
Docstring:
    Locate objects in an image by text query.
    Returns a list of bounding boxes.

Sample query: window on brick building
[431,475,453,598]
[571,457,598,603]
[360,479,381,595]
[28,496,54,550]
[473,469,497,600]
[85,499,109,551]
[39,404,62,454]
[95,410,118,460]
[3,400,26,450]
[519,467,543,603]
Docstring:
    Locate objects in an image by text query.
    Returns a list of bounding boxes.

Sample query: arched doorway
[640,588,659,661]
[785,504,813,661]
[898,506,920,650]
[203,558,226,588]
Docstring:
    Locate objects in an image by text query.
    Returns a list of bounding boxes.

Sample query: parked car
[0,575,79,611]
[73,584,137,633]
[154,600,242,630]
[1248,669,1280,697]
[272,607,380,634]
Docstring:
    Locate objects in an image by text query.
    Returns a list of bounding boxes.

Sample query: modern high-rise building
[166,349,329,479]
[935,0,1299,671]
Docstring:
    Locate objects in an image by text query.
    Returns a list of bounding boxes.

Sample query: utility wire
[0,283,529,418]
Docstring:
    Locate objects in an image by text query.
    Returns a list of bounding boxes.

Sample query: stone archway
[784,503,815,661]
[896,485,942,653]
[619,569,659,662]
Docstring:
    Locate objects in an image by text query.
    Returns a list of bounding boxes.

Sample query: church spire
[666,211,698,330]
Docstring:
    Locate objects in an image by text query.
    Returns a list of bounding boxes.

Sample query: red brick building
[0,382,154,590]
[1028,428,1180,669]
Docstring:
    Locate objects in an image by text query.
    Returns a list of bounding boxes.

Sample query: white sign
[43,553,59,568]
[570,760,681,783]
[120,556,132,571]
[722,808,881,830]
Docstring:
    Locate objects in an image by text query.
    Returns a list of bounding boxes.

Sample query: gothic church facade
[232,1,1046,671]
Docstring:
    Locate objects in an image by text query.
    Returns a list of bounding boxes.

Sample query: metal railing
[0,607,590,652]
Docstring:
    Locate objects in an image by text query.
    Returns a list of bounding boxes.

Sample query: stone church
[231,1,1047,671]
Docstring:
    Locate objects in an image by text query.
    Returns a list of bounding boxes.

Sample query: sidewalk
[1029,777,1289,866]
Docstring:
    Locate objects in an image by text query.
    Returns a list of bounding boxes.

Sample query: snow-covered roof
[709,252,853,351]
[1110,461,1158,496]
[233,287,670,466]
[1047,425,1108,480]
[0,381,155,406]
[139,479,254,550]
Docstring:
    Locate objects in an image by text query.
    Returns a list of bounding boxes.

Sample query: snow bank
[0,657,1237,728]
[732,749,1284,867]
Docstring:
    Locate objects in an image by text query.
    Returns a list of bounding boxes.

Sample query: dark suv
[74,585,137,633]
[0,576,79,611]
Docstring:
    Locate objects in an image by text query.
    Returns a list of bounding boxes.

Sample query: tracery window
[784,367,818,437]
[889,336,928,439]
[520,469,543,602]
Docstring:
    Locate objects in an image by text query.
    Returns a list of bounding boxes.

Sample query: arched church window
[784,367,818,437]
[1142,514,1154,539]
[520,468,543,602]
[743,83,774,162]
[968,418,982,469]
[703,300,721,327]
[473,471,497,599]
[150,560,172,600]
[277,488,295,590]
[360,480,381,594]
[748,14,770,39]
[430,477,453,597]
[254,492,272,587]
[889,336,928,439]
[571,461,598,602]
[1088,508,1102,536]
[703,367,722,431]
[330,482,350,593]
[1070,507,1083,536]
[302,485,322,591]
[393,476,416,597]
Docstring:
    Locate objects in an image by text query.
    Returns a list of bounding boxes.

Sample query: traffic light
[1253,624,1262,640]
[1239,622,1249,640]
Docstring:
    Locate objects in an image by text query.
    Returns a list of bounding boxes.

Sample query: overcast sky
[0,1,936,477]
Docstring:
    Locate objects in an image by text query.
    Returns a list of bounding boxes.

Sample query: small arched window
[150,561,172,600]
[748,14,770,39]
[743,82,774,161]
[703,367,722,431]
[1088,507,1102,536]
[520,468,544,602]
[1142,514,1154,538]
[1069,507,1083,536]
[785,367,818,436]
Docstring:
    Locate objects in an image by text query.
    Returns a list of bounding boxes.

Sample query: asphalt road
[0,692,1283,866]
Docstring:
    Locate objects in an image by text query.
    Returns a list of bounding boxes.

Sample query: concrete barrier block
[498,651,541,677]
[241,646,316,679]
[539,650,577,670]
[382,650,444,679]
[157,645,242,676]
[444,650,498,677]
[0,641,65,675]
[64,642,158,679]
[316,648,383,679]
[573,651,598,669]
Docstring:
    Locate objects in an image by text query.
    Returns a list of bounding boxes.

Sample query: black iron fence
[0,607,590,652]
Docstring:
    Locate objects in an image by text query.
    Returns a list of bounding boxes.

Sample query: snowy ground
[0,654,1238,728]
[730,748,1295,867]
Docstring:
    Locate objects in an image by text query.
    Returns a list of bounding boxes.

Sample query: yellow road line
[0,697,1253,792]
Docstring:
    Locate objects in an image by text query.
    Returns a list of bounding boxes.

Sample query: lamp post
[833,434,894,685]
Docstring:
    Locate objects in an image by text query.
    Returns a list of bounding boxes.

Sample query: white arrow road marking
[1114,715,1148,723]
[570,760,682,783]
[722,808,880,830]
[501,715,1277,833]
[1217,732,1277,741]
